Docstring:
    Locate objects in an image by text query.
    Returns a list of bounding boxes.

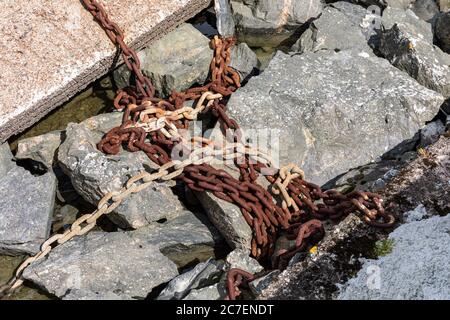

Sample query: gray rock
[249,270,280,296]
[435,12,450,54]
[214,0,235,37]
[114,23,212,97]
[195,188,253,251]
[0,167,56,255]
[230,0,323,47]
[130,211,224,268]
[338,214,450,299]
[22,231,179,300]
[379,23,450,97]
[404,203,428,222]
[411,0,440,22]
[157,259,224,300]
[0,142,14,178]
[230,42,260,82]
[183,282,227,300]
[225,249,264,274]
[58,113,184,230]
[226,49,444,185]
[52,204,79,232]
[291,3,373,54]
[382,7,434,42]
[419,120,445,147]
[15,131,63,170]
[386,0,415,8]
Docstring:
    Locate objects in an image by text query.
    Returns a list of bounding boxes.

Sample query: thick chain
[0,1,395,300]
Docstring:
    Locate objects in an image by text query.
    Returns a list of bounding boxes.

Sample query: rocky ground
[1,0,449,300]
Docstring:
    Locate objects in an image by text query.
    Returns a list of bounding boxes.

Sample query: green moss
[373,239,395,257]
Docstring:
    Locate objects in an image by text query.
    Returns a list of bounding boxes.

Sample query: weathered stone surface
[338,214,450,299]
[438,0,450,11]
[214,0,236,37]
[196,187,253,251]
[0,167,56,255]
[381,136,450,215]
[183,282,227,300]
[291,3,373,54]
[411,0,440,22]
[435,12,450,53]
[230,0,323,47]
[403,204,428,222]
[58,113,184,229]
[63,289,124,300]
[130,211,224,268]
[379,23,450,97]
[226,49,444,185]
[114,23,212,97]
[16,131,63,170]
[386,0,415,8]
[0,143,14,177]
[419,120,445,147]
[52,204,79,232]
[225,249,264,274]
[259,214,377,299]
[382,7,434,42]
[229,43,260,82]
[0,0,212,143]
[158,259,225,300]
[23,231,179,300]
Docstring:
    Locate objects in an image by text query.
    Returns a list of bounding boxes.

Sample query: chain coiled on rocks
[0,0,395,300]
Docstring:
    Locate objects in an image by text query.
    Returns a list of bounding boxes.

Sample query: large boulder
[22,231,179,300]
[0,166,56,255]
[379,23,450,97]
[435,12,450,54]
[410,0,440,22]
[382,7,434,42]
[338,214,450,299]
[225,49,444,185]
[230,0,323,47]
[291,3,373,54]
[58,113,185,230]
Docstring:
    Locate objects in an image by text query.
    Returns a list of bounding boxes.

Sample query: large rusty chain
[0,1,395,300]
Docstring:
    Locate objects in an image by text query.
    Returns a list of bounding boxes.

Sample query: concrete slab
[0,0,211,142]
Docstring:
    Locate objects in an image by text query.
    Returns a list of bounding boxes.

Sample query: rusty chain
[0,1,396,300]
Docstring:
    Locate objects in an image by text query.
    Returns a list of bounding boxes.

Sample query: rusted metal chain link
[81,0,155,99]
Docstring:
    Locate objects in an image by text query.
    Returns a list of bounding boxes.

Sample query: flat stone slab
[0,0,210,142]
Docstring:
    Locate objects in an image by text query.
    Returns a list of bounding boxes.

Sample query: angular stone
[410,0,440,22]
[338,214,450,299]
[114,23,212,97]
[58,113,184,229]
[435,12,450,54]
[16,130,63,170]
[419,120,445,147]
[229,43,260,82]
[226,49,444,185]
[0,142,14,178]
[157,259,224,300]
[291,3,373,54]
[230,0,323,47]
[382,7,434,43]
[22,231,179,300]
[195,188,253,251]
[129,211,224,268]
[183,282,227,300]
[0,167,56,255]
[225,249,264,274]
[403,204,428,223]
[379,23,450,97]
[214,0,236,37]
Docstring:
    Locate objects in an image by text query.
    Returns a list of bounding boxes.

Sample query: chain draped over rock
[0,0,396,300]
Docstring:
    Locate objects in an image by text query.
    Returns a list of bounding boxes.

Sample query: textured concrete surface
[0,0,211,142]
